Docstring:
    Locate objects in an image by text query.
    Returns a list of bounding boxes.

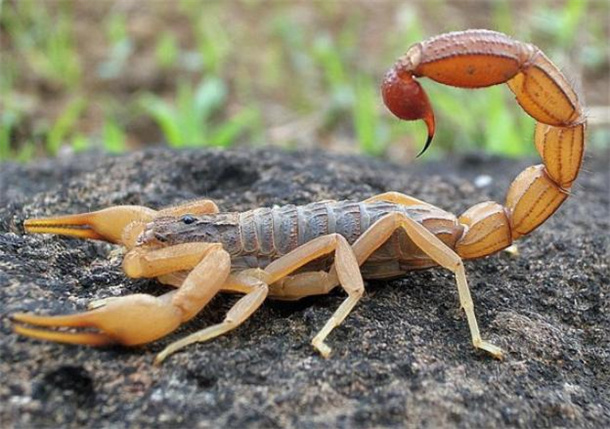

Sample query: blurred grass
[139,78,258,148]
[0,0,608,162]
[1,0,81,90]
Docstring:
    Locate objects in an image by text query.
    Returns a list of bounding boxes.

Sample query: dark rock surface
[1,148,608,428]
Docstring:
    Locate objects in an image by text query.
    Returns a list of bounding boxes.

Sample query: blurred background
[0,0,608,162]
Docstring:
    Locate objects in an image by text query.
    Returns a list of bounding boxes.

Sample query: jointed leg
[157,271,189,288]
[269,271,338,300]
[350,212,503,358]
[154,273,269,364]
[259,234,364,357]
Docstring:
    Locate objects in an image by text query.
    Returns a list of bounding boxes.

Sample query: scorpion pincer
[12,30,585,364]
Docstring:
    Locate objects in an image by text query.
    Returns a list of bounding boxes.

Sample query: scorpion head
[138,213,235,247]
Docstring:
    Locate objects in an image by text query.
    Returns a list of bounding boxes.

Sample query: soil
[0,148,608,428]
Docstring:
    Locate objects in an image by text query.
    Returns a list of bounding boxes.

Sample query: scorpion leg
[269,271,338,300]
[157,271,189,288]
[351,212,503,358]
[12,243,230,347]
[154,273,269,364]
[158,270,255,292]
[256,234,363,358]
[265,193,466,308]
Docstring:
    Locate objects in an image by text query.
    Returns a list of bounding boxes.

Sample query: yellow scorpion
[12,30,585,364]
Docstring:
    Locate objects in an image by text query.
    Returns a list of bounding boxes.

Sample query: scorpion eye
[181,214,196,225]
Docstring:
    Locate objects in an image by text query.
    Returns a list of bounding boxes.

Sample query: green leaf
[102,119,127,153]
[0,111,18,160]
[194,78,227,121]
[71,134,90,153]
[210,108,257,147]
[46,97,86,155]
[155,32,179,69]
[140,94,182,147]
[353,75,383,156]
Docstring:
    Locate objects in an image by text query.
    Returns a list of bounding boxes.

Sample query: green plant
[155,32,180,70]
[492,0,514,35]
[3,0,81,90]
[179,1,231,76]
[532,0,588,49]
[0,1,602,162]
[70,133,90,153]
[62,117,127,155]
[0,111,17,160]
[98,13,133,79]
[353,75,389,156]
[424,84,535,157]
[46,97,86,156]
[140,78,258,148]
[102,118,127,153]
[0,109,39,162]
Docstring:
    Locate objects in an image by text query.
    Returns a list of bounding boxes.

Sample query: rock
[1,148,608,427]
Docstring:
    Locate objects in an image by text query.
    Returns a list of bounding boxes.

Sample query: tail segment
[381,29,585,259]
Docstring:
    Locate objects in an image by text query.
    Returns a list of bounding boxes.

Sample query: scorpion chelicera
[12,30,585,364]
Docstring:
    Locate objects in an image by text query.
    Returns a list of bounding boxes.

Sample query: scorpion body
[152,200,463,282]
[12,30,586,364]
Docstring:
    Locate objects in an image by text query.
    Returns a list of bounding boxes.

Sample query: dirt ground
[0,148,608,428]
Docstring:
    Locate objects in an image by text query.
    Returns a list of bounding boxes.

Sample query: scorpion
[12,30,585,364]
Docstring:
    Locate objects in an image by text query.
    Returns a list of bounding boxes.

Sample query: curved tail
[382,29,586,259]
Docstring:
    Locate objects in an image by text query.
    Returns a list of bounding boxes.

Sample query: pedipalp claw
[11,310,115,346]
[11,293,184,347]
[24,206,157,245]
[12,324,114,346]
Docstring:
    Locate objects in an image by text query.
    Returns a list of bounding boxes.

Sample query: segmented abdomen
[229,200,463,278]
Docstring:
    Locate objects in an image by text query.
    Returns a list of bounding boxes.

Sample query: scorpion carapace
[12,30,585,364]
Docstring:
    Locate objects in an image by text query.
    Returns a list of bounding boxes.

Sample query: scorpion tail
[382,66,436,157]
[383,30,585,260]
